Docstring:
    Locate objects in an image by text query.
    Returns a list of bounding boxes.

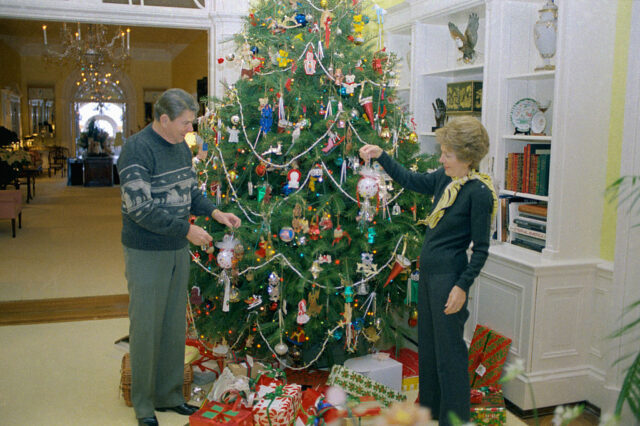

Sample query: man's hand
[212,209,242,229]
[444,285,466,315]
[186,224,213,246]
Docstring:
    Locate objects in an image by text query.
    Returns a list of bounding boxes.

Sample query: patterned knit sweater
[116,125,216,250]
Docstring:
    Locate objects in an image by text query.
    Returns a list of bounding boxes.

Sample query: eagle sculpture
[448,13,479,64]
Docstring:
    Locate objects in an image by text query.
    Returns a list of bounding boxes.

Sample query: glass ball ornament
[275,342,289,355]
[408,307,418,328]
[279,227,295,242]
[231,115,240,125]
[229,287,240,303]
[408,132,418,144]
[320,0,328,7]
[357,167,380,198]
[295,13,308,26]
[306,14,314,23]
[226,53,235,62]
[350,109,360,119]
[216,249,234,269]
[333,329,343,340]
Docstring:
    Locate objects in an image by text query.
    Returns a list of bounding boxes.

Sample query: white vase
[534,1,558,71]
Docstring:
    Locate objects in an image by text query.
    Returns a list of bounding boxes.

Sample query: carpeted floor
[0,174,595,425]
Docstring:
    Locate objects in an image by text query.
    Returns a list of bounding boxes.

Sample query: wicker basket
[120,352,193,407]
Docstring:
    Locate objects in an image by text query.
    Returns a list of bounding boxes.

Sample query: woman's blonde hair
[435,116,489,170]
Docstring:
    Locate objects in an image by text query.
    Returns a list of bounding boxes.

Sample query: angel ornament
[448,12,479,64]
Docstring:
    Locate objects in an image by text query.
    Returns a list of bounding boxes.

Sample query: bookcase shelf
[420,64,484,78]
[499,190,549,202]
[502,135,552,142]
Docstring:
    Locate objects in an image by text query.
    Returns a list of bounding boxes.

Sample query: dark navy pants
[418,270,470,425]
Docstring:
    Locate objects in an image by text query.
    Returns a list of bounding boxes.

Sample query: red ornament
[270,302,278,311]
[384,254,412,287]
[217,57,225,64]
[256,163,267,176]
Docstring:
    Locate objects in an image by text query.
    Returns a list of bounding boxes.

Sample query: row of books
[509,203,548,252]
[504,144,551,196]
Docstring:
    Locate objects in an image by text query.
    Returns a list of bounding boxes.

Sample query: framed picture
[143,89,166,125]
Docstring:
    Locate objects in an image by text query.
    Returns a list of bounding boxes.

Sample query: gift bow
[262,385,294,426]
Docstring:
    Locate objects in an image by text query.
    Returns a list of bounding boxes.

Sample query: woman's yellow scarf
[418,170,498,229]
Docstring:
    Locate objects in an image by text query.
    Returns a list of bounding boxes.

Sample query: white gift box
[343,352,403,392]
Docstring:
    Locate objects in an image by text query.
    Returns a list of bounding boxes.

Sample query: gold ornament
[320,0,328,8]
[408,132,418,144]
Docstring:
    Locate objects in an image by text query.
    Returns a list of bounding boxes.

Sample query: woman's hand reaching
[359,144,383,161]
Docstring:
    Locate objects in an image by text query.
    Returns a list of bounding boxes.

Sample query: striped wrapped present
[468,325,512,388]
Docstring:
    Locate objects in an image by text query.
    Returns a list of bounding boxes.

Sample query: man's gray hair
[153,88,198,121]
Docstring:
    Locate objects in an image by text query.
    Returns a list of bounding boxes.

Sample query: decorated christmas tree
[188,0,438,368]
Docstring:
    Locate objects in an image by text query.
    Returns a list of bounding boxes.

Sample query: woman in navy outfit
[359,116,497,425]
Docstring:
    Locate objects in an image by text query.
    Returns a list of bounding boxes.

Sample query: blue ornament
[260,104,273,134]
[295,13,308,26]
[333,329,343,340]
[340,87,347,96]
[363,15,370,24]
[250,46,259,55]
[335,157,344,166]
[354,318,364,331]
[282,183,294,196]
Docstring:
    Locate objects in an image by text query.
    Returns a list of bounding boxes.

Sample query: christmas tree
[188,0,438,368]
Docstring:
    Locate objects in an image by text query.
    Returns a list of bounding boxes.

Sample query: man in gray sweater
[117,89,241,426]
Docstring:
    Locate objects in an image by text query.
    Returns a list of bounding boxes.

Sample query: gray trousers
[123,246,189,419]
[418,270,470,425]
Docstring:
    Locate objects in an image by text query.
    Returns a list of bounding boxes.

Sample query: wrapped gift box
[343,353,403,392]
[189,399,254,426]
[327,365,406,407]
[253,383,302,426]
[468,325,512,387]
[381,347,419,391]
[470,388,506,425]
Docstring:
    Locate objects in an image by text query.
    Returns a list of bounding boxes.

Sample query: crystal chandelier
[42,23,130,102]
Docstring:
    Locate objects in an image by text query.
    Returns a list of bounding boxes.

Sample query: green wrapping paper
[327,365,406,407]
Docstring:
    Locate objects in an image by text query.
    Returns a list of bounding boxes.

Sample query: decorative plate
[510,98,539,133]
[531,111,547,134]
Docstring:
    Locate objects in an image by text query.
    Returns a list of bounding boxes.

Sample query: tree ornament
[367,227,376,243]
[229,286,240,303]
[319,211,333,230]
[190,286,203,305]
[309,163,323,192]
[333,329,343,340]
[392,202,401,215]
[287,168,301,189]
[342,74,357,95]
[309,261,323,279]
[275,341,289,355]
[295,13,308,26]
[231,115,240,125]
[408,131,418,143]
[268,271,280,301]
[227,126,240,143]
[304,49,317,75]
[308,290,323,316]
[256,163,267,176]
[320,0,328,8]
[260,102,274,134]
[297,299,310,324]
[408,306,418,327]
[356,166,380,224]
[308,216,321,240]
[344,285,354,303]
[216,234,240,312]
[384,254,412,287]
[279,227,295,242]
[359,96,375,129]
[226,53,236,61]
[332,225,352,246]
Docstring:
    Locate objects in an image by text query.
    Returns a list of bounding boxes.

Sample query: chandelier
[42,23,130,102]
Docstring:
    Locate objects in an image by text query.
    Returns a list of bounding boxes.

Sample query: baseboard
[0,294,129,325]
[505,398,601,420]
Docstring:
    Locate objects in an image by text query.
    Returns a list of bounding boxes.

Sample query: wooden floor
[0,294,129,326]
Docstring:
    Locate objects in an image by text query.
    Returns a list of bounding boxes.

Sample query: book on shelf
[504,144,550,196]
[512,231,546,252]
[518,203,547,219]
[509,224,546,240]
[514,216,547,232]
[512,237,545,252]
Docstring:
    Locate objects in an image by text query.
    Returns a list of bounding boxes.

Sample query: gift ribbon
[202,403,240,422]
[262,385,294,426]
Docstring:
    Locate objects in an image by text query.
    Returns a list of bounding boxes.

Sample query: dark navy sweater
[377,152,493,292]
